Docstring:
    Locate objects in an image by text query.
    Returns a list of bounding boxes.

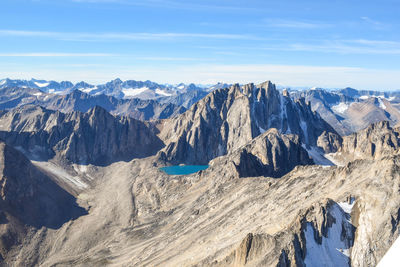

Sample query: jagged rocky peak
[158,80,340,165]
[210,128,313,178]
[0,105,164,165]
[340,120,400,160]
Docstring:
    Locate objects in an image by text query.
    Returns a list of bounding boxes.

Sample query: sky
[1,0,400,90]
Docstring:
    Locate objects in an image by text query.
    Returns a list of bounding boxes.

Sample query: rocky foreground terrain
[0,81,399,266]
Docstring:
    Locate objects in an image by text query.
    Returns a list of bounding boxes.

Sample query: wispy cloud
[0,52,115,57]
[360,16,386,29]
[71,0,258,12]
[136,56,212,61]
[197,39,400,55]
[0,29,251,41]
[286,39,400,54]
[0,53,215,61]
[263,19,331,29]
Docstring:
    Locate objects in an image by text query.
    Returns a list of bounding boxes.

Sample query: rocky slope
[0,141,86,261]
[0,105,163,165]
[2,135,399,266]
[159,81,340,164]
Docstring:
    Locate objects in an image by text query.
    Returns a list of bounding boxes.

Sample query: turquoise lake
[160,165,209,175]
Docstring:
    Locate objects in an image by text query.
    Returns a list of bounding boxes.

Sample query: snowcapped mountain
[0,78,73,93]
[291,87,400,135]
[0,78,213,100]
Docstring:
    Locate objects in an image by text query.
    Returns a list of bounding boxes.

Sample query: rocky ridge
[210,128,313,178]
[0,87,186,121]
[159,81,340,165]
[0,105,163,165]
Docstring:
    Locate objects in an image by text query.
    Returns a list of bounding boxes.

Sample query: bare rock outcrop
[0,105,164,164]
[340,121,400,160]
[159,81,340,164]
[210,128,313,178]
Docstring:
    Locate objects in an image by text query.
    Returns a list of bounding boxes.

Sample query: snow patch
[155,88,172,96]
[80,86,97,93]
[378,98,387,109]
[122,87,149,97]
[303,145,334,166]
[300,120,308,144]
[34,81,49,87]
[259,126,266,134]
[279,93,290,133]
[32,161,88,189]
[359,95,369,100]
[33,92,43,97]
[0,80,6,85]
[304,202,353,267]
[177,85,185,89]
[331,102,349,114]
[338,200,355,215]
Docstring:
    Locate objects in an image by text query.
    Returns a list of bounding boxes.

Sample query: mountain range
[0,79,399,266]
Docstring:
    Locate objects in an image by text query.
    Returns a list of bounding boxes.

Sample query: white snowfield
[80,86,97,93]
[32,160,88,189]
[122,87,149,97]
[34,81,50,87]
[377,235,400,267]
[155,88,172,96]
[378,98,387,109]
[303,145,335,166]
[304,201,354,266]
[331,102,350,114]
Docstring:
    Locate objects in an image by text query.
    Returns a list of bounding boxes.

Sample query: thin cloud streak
[0,29,252,41]
[71,0,259,12]
[264,19,331,29]
[0,53,116,57]
[197,39,400,55]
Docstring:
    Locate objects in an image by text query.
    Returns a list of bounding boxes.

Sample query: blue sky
[1,0,400,89]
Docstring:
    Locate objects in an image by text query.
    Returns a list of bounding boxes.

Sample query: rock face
[159,81,340,164]
[211,128,313,178]
[0,105,164,164]
[340,121,400,160]
[0,141,86,260]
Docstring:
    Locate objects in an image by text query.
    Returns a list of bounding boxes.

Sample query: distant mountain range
[0,78,227,101]
[2,78,400,137]
[290,87,400,135]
